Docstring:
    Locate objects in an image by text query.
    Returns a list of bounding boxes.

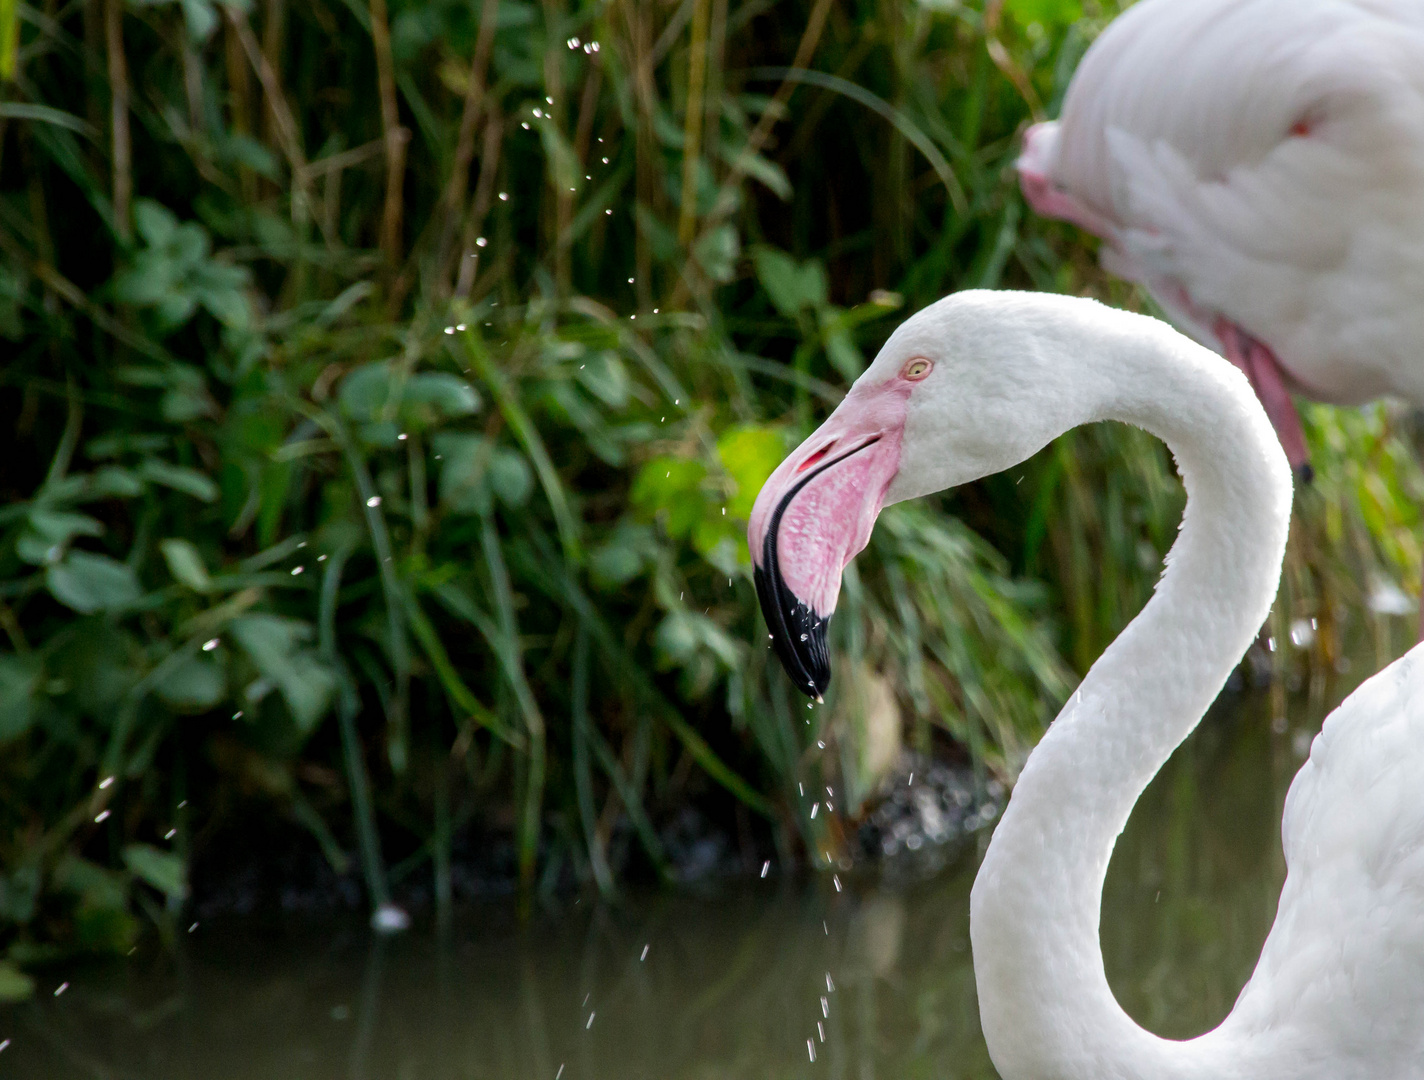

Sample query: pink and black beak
[748,380,911,699]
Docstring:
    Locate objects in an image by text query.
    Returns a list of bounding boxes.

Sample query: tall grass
[0,0,1419,975]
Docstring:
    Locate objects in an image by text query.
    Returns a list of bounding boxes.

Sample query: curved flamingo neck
[969,321,1293,1079]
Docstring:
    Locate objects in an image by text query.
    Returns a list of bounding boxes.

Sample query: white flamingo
[1016,0,1424,487]
[748,290,1424,1079]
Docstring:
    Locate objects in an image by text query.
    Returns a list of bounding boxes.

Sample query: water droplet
[366,496,381,507]
[760,860,769,878]
[165,828,176,840]
[832,875,841,892]
[640,944,649,961]
[821,996,828,1016]
[188,922,198,933]
[371,903,410,933]
[586,1012,595,1030]
[99,776,114,790]
[810,803,819,818]
[818,1021,826,1041]
[807,1040,816,1062]
[291,566,304,576]
[94,810,109,823]
[54,982,68,996]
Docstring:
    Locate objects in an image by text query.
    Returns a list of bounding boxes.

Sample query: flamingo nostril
[796,441,836,473]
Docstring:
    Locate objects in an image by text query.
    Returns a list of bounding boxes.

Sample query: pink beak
[747,379,911,699]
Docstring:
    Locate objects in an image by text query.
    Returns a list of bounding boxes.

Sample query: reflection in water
[1,688,1331,1079]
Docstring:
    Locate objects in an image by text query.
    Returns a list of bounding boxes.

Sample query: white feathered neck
[964,300,1293,1079]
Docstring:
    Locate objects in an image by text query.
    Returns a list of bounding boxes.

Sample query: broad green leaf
[230,614,335,731]
[693,224,741,284]
[754,248,827,316]
[16,510,102,564]
[631,457,709,540]
[1004,0,1082,26]
[341,362,480,429]
[717,425,786,521]
[433,431,494,515]
[0,655,39,741]
[0,961,34,1003]
[88,466,144,498]
[589,522,657,589]
[404,371,481,423]
[489,448,533,508]
[576,352,630,409]
[123,843,188,901]
[155,654,225,711]
[46,551,142,614]
[159,537,213,591]
[52,854,127,910]
[141,459,219,502]
[0,863,39,923]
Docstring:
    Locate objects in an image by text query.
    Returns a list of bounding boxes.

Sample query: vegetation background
[0,0,1420,992]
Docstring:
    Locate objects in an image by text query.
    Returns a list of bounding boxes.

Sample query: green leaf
[0,655,40,741]
[229,614,335,732]
[1004,0,1082,26]
[123,843,188,901]
[133,199,180,248]
[575,352,630,409]
[159,537,213,591]
[588,522,657,589]
[0,863,40,923]
[753,248,828,316]
[433,431,493,515]
[631,457,709,540]
[141,459,219,502]
[89,466,144,498]
[693,224,741,284]
[52,854,127,910]
[17,509,105,564]
[717,425,786,521]
[403,371,481,424]
[340,362,480,429]
[489,448,533,508]
[0,103,95,138]
[0,961,34,1003]
[46,551,142,614]
[155,653,225,711]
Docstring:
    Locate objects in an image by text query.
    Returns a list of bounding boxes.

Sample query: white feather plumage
[1024,0,1424,406]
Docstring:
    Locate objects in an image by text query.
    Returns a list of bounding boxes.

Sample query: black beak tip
[1294,461,1314,486]
[754,562,832,700]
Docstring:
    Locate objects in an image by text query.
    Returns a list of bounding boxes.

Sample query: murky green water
[0,686,1339,1079]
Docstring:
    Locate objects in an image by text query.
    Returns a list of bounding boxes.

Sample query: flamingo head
[749,291,1083,698]
[1016,121,1120,242]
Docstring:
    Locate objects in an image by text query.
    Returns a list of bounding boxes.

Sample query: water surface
[0,686,1336,1078]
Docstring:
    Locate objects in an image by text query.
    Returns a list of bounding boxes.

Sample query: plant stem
[104,0,130,240]
[367,0,406,268]
[677,0,709,247]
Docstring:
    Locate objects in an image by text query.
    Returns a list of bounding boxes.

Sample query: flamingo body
[1020,0,1424,413]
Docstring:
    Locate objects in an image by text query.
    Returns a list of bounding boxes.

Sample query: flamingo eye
[902,358,933,381]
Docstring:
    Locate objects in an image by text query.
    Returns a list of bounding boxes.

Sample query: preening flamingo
[1016,0,1424,485]
[749,291,1424,1079]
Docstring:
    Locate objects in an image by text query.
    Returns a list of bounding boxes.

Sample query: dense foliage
[0,0,1420,985]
